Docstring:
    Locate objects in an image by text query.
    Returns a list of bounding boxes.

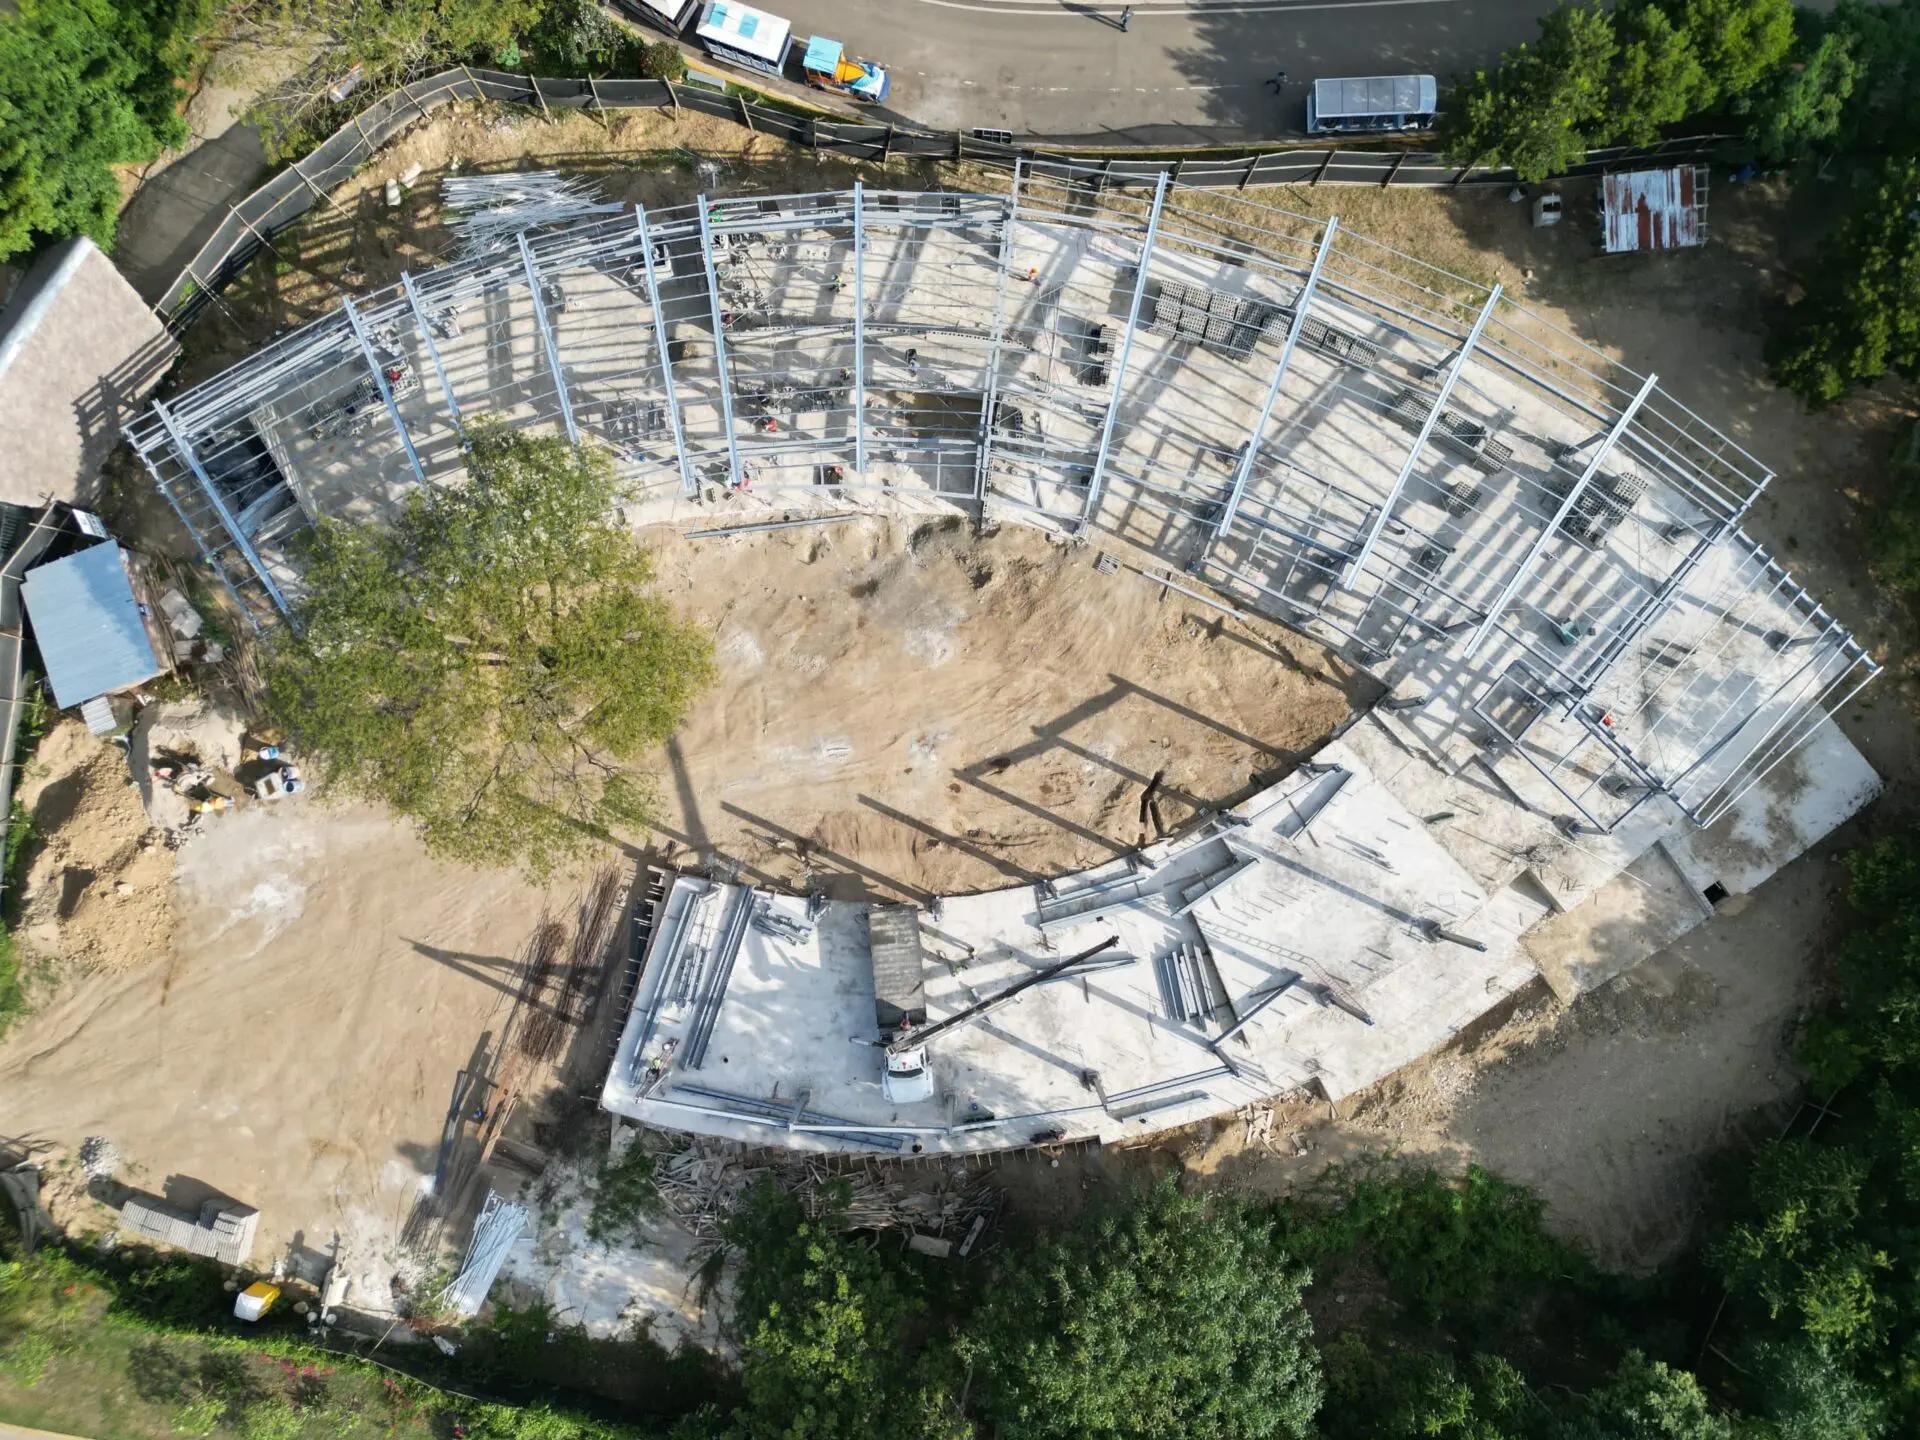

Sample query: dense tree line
[0,0,209,261]
[0,0,685,263]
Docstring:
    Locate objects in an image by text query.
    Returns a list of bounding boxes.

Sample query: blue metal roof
[803,35,843,71]
[22,542,163,709]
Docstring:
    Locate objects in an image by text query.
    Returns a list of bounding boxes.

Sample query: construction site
[114,159,1882,1162]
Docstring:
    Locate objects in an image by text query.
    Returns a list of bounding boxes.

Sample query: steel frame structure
[125,170,1874,833]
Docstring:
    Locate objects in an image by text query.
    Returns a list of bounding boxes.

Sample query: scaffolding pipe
[399,271,464,437]
[341,295,430,489]
[517,232,579,446]
[697,198,744,489]
[974,159,1025,506]
[1341,284,1501,589]
[1210,217,1339,551]
[1080,169,1170,533]
[635,205,695,498]
[1464,371,1660,659]
[150,400,292,615]
[853,181,868,474]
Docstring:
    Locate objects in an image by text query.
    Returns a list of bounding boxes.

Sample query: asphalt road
[771,0,1552,143]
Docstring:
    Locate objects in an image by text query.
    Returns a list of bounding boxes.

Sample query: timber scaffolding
[124,165,1875,834]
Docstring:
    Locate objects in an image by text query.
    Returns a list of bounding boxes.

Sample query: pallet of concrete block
[118,1194,259,1264]
[1298,314,1377,367]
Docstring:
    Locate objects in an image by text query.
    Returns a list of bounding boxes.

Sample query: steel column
[341,295,429,488]
[852,182,868,474]
[517,232,578,446]
[1208,217,1339,554]
[1340,284,1502,589]
[150,399,291,615]
[1463,372,1659,659]
[400,271,464,438]
[1080,169,1170,533]
[973,159,1025,508]
[697,198,744,489]
[635,206,695,498]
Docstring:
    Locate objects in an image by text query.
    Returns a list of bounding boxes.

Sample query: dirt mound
[14,720,176,971]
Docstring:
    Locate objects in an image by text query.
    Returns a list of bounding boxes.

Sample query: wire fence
[154,64,1730,334]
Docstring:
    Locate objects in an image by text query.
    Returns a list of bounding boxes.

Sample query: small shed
[21,541,168,710]
[1599,167,1709,255]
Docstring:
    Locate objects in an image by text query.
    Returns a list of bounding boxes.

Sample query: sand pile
[14,720,176,970]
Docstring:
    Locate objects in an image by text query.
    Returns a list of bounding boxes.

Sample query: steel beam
[635,206,695,498]
[1208,217,1339,554]
[150,399,291,615]
[517,232,578,446]
[1463,372,1659,659]
[400,271,464,438]
[1080,170,1170,533]
[1339,284,1501,589]
[852,181,868,474]
[697,198,744,489]
[973,159,1025,508]
[341,295,429,488]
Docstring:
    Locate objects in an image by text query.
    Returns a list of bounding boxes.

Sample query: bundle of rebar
[556,865,622,1024]
[514,914,570,1061]
[440,171,620,256]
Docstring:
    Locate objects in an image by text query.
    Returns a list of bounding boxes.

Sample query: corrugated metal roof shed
[1600,167,1708,254]
[22,542,163,709]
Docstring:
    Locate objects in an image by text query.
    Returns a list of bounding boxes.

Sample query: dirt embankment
[14,722,176,972]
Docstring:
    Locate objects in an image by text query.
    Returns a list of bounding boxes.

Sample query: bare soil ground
[646,514,1360,899]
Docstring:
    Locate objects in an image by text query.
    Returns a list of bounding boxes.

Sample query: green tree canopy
[1440,5,1617,183]
[1740,24,1863,164]
[1712,1142,1889,1354]
[1660,0,1794,107]
[0,0,207,261]
[263,423,714,875]
[963,1181,1323,1440]
[1563,1351,1731,1440]
[1608,4,1710,147]
[1767,158,1920,406]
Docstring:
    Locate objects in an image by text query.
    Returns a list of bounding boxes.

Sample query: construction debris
[645,1136,1002,1254]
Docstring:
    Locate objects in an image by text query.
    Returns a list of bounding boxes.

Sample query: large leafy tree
[264,423,714,874]
[1608,4,1709,147]
[1767,158,1920,406]
[1662,0,1795,107]
[0,0,208,261]
[963,1181,1322,1440]
[1440,5,1617,184]
[1740,24,1863,164]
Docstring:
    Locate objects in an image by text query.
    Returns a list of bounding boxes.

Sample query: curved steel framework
[125,169,1875,832]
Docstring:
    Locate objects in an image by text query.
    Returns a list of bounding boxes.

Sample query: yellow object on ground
[233,1280,279,1321]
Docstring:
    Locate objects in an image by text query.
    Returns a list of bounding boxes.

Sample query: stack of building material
[440,1191,529,1316]
[117,1196,258,1264]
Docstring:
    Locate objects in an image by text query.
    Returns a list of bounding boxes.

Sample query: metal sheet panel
[1601,167,1705,254]
[22,542,163,709]
[1313,74,1435,119]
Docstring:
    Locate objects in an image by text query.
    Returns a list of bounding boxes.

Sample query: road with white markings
[763,0,1549,142]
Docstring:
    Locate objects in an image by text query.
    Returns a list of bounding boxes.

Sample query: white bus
[1306,75,1438,135]
[611,0,701,37]
[694,1,794,78]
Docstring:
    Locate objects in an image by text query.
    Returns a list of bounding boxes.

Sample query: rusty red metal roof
[1600,167,1707,254]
